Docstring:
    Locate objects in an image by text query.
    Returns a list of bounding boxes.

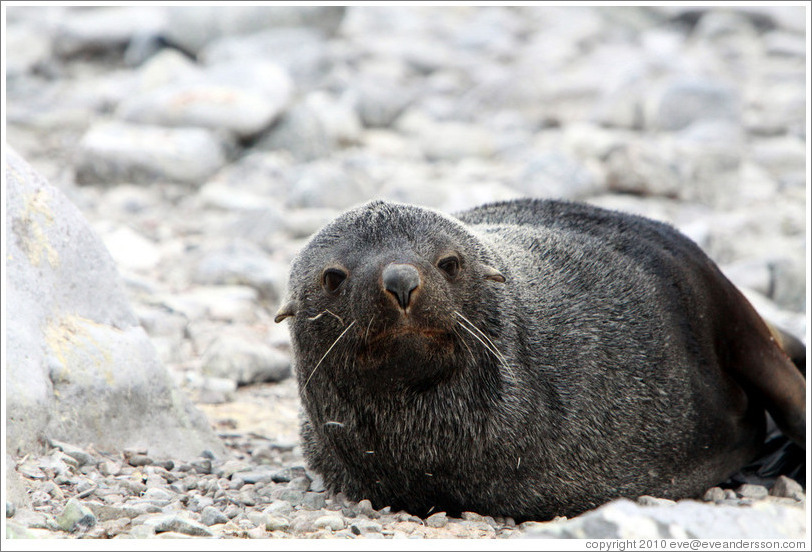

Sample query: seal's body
[276,199,805,520]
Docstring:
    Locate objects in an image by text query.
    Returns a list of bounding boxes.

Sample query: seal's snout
[382,263,421,310]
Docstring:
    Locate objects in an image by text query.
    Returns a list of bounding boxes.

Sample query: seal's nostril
[382,263,421,309]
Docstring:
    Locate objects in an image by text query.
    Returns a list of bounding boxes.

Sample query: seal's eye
[322,268,348,293]
[437,256,460,279]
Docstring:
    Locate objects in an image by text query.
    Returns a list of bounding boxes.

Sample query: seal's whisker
[454,311,518,386]
[307,309,345,325]
[454,318,503,366]
[303,320,356,391]
[364,315,376,344]
[451,326,476,364]
[453,310,508,364]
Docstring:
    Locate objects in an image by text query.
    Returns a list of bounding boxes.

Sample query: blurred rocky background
[3,5,807,540]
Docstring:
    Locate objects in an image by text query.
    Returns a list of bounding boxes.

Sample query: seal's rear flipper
[714,282,806,449]
[766,322,806,377]
[723,415,806,489]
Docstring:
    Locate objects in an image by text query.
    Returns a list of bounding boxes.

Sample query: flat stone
[201,335,291,385]
[351,519,383,534]
[313,515,345,531]
[200,27,329,87]
[117,62,292,139]
[76,121,230,186]
[142,487,174,502]
[147,514,214,537]
[163,6,345,54]
[513,150,602,199]
[264,500,295,517]
[51,6,166,57]
[287,161,375,210]
[48,440,96,467]
[637,496,677,507]
[736,484,769,500]
[523,498,805,539]
[192,241,287,303]
[265,515,291,532]
[652,79,741,132]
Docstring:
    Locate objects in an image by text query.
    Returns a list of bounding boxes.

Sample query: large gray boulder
[5,147,224,460]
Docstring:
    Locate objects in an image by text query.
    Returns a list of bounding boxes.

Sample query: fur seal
[275,198,806,520]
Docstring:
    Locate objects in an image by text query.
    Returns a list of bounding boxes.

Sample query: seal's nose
[382,263,421,310]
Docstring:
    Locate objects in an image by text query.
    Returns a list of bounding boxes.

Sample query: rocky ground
[4,5,808,540]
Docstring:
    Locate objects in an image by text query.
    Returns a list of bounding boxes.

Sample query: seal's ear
[483,265,505,283]
[274,300,298,323]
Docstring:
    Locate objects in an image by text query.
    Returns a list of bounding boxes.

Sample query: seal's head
[276,200,506,392]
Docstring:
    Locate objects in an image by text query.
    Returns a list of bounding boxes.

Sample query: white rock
[5,23,52,76]
[163,6,345,54]
[201,336,291,385]
[5,148,223,461]
[101,226,162,271]
[118,62,293,138]
[51,6,167,57]
[76,121,229,186]
[524,498,806,539]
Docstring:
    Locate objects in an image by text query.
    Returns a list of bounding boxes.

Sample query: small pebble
[300,492,327,511]
[356,498,380,518]
[277,489,305,505]
[57,498,97,533]
[155,460,175,471]
[6,501,16,518]
[265,500,294,517]
[287,476,311,491]
[736,484,769,500]
[50,440,96,467]
[351,519,383,534]
[191,459,213,474]
[313,515,345,531]
[271,466,307,483]
[127,455,154,467]
[637,495,676,507]
[149,514,214,537]
[308,474,326,493]
[265,515,291,531]
[143,487,174,502]
[426,511,448,528]
[128,524,156,539]
[98,461,121,477]
[247,511,269,528]
[769,476,805,501]
[703,487,726,502]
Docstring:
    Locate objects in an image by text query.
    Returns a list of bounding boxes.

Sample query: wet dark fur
[279,198,806,521]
